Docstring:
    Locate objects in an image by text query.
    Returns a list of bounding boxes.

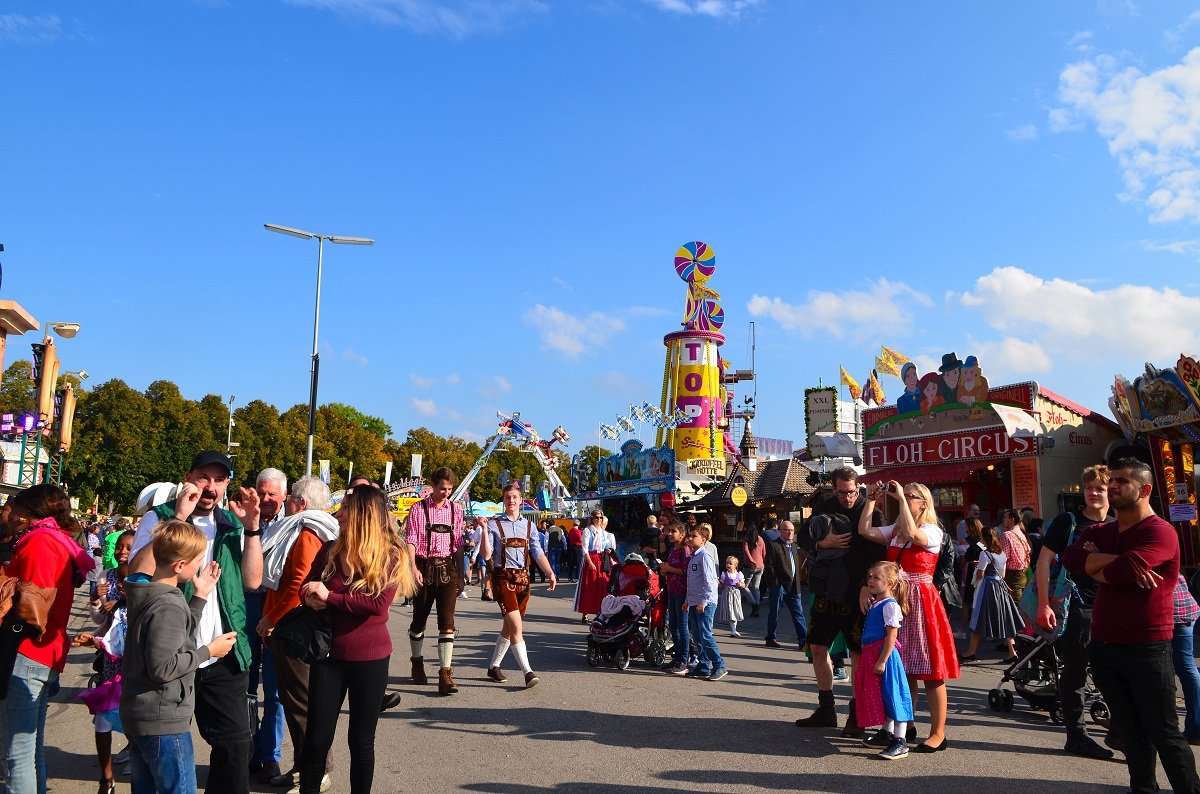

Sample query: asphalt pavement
[41,581,1169,793]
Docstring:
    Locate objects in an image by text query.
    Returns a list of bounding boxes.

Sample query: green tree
[65,379,156,512]
[327,402,392,439]
[0,360,37,419]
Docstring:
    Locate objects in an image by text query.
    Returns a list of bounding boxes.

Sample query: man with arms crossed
[1063,458,1200,794]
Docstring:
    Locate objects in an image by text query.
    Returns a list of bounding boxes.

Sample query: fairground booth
[1110,355,1200,566]
[859,351,1122,527]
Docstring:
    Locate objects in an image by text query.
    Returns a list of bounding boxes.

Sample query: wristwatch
[244,528,263,538]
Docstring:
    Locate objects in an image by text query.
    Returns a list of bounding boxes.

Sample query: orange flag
[840,367,862,401]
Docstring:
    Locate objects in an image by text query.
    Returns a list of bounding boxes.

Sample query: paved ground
[42,581,1177,793]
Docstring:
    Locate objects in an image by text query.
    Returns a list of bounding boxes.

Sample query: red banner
[864,428,1038,468]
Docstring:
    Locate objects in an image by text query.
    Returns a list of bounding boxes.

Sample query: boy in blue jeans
[685,523,727,681]
[121,520,238,794]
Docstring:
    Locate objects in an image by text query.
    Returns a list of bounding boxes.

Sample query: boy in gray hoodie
[121,519,237,794]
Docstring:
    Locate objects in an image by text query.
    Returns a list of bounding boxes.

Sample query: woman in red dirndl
[573,510,615,622]
[858,480,960,752]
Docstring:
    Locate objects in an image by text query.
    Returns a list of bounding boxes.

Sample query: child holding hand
[854,561,914,760]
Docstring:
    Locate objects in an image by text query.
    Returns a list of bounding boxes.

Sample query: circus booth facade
[859,353,1121,526]
[1110,355,1200,566]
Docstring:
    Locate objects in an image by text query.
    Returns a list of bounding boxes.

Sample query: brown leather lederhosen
[409,500,459,638]
[490,516,533,617]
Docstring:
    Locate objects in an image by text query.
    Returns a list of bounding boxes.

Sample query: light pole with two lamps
[264,224,374,477]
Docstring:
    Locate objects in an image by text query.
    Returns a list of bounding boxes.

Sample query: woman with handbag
[959,526,1024,664]
[482,481,556,687]
[295,487,415,794]
[573,509,616,624]
[1,483,96,794]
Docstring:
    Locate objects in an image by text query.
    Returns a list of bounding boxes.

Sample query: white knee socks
[437,632,454,668]
[409,634,423,660]
[490,636,511,668]
[512,641,532,674]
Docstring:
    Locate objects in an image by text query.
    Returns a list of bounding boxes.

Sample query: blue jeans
[1,654,57,794]
[130,732,197,794]
[1174,619,1200,741]
[687,602,724,674]
[667,592,691,665]
[548,548,563,577]
[766,587,807,648]
[252,646,286,763]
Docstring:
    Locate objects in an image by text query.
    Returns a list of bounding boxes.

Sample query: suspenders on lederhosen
[420,500,456,586]
[492,516,532,589]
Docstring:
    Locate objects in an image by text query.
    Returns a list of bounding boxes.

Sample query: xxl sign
[864,429,1037,468]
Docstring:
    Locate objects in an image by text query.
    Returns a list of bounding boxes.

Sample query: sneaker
[668,662,689,675]
[269,769,297,788]
[863,729,894,748]
[487,666,508,683]
[113,745,130,765]
[459,590,469,599]
[524,671,540,688]
[832,667,848,682]
[880,737,909,760]
[684,667,711,679]
[707,668,728,682]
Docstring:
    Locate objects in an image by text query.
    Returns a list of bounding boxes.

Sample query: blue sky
[3,1,1200,457]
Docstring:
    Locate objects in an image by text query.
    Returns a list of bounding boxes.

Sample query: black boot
[841,697,865,738]
[795,689,837,728]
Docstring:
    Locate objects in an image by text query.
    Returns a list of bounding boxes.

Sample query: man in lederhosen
[405,466,465,695]
[483,481,556,687]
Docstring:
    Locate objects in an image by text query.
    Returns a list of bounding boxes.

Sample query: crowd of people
[1,454,1198,793]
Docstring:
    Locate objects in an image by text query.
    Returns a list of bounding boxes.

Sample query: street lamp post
[264,224,374,477]
[29,321,81,485]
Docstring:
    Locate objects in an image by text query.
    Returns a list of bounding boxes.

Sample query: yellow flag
[869,370,886,405]
[840,366,862,401]
[875,355,900,377]
[880,345,911,368]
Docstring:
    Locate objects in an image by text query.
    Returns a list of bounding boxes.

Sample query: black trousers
[1089,640,1200,794]
[1057,601,1093,737]
[195,653,252,794]
[299,657,390,794]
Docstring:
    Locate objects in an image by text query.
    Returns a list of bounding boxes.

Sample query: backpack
[933,529,962,609]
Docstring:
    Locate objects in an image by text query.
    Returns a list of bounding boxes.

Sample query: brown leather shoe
[765,639,783,648]
[411,656,427,685]
[524,671,540,688]
[487,666,507,683]
[438,667,458,695]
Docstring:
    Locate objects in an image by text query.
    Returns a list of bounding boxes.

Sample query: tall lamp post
[264,223,374,476]
[26,321,81,485]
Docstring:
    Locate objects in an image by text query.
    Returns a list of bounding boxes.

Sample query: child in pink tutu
[854,561,914,760]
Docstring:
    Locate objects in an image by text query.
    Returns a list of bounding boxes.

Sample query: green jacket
[151,501,251,672]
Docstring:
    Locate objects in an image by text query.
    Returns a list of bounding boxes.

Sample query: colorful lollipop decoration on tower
[674,241,724,331]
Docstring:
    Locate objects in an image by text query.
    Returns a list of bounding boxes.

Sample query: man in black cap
[129,450,263,794]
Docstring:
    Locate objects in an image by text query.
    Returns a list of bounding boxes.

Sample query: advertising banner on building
[597,440,676,497]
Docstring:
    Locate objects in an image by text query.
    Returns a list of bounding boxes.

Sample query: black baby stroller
[986,629,1108,726]
[585,553,667,670]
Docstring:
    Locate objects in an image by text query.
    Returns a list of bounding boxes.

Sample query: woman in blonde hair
[859,481,960,753]
[297,487,415,794]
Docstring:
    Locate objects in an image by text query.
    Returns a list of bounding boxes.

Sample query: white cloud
[478,375,512,398]
[0,14,62,44]
[959,266,1200,362]
[747,279,933,342]
[523,304,626,358]
[1164,12,1200,52]
[1066,30,1094,54]
[645,0,761,18]
[411,397,437,417]
[970,337,1053,379]
[287,0,547,37]
[452,429,486,443]
[445,373,461,385]
[409,373,435,388]
[1141,238,1200,257]
[1052,47,1200,222]
[1006,124,1038,141]
[342,348,369,367]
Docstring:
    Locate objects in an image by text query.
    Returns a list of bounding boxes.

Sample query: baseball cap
[190,450,234,477]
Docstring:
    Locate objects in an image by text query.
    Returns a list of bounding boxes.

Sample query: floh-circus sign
[863,350,1036,440]
[597,440,676,497]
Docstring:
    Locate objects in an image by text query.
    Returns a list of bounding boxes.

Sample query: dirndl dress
[715,571,745,625]
[888,543,961,682]
[970,552,1025,640]
[853,597,914,728]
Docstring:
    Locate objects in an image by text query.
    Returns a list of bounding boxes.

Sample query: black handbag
[272,604,333,665]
